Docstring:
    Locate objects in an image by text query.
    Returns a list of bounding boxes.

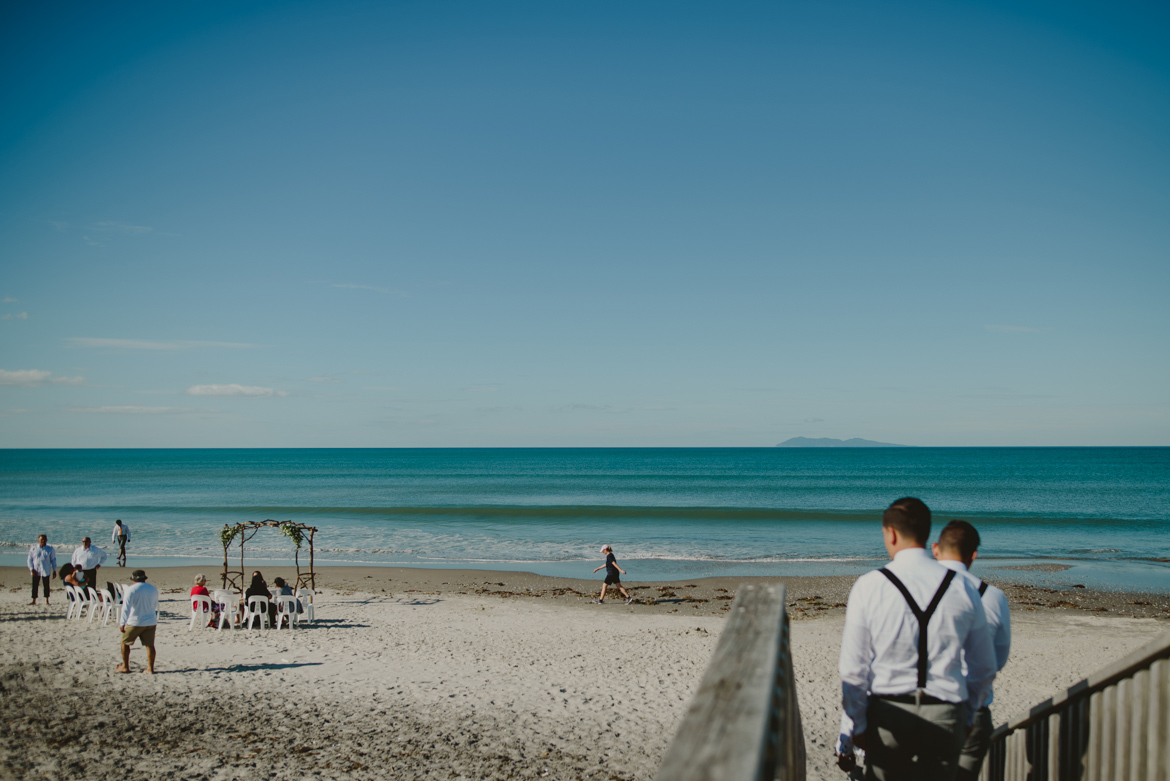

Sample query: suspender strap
[978,581,988,597]
[878,568,957,689]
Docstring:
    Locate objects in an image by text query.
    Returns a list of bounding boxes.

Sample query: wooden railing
[981,630,1170,781]
[654,583,805,781]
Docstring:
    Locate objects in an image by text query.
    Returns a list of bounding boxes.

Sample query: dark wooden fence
[654,583,805,781]
[981,630,1170,781]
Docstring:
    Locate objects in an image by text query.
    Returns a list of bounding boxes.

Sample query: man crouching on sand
[593,545,633,604]
[117,569,159,674]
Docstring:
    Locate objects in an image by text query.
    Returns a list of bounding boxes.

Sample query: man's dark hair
[882,497,932,544]
[937,519,981,560]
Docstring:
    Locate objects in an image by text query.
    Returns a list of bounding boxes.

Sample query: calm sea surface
[1,448,1167,592]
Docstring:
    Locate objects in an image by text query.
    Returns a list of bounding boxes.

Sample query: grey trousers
[957,706,993,780]
[865,697,967,781]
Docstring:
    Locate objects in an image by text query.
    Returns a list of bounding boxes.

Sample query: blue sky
[1,0,1167,447]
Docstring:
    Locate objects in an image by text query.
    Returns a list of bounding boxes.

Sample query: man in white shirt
[838,497,997,780]
[117,569,159,674]
[71,537,108,594]
[933,520,1012,781]
[27,534,58,606]
[112,520,131,567]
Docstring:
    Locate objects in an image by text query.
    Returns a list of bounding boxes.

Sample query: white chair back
[275,594,298,630]
[295,588,315,623]
[212,590,235,630]
[64,585,81,620]
[244,595,270,630]
[86,587,104,622]
[101,586,121,627]
[189,595,214,631]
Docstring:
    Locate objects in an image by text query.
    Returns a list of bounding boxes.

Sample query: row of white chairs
[189,588,317,631]
[64,583,122,626]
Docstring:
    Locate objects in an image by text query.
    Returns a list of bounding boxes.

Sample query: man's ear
[931,542,940,558]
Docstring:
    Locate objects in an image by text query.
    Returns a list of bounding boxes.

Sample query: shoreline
[6,564,1167,621]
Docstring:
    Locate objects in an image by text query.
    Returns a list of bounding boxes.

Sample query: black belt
[874,693,958,706]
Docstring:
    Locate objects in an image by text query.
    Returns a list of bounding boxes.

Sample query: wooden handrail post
[654,583,805,781]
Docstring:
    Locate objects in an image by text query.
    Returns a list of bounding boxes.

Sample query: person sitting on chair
[243,571,277,627]
[190,574,220,628]
[271,577,303,626]
[61,563,85,590]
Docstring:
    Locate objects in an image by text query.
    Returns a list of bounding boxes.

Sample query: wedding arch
[220,519,318,593]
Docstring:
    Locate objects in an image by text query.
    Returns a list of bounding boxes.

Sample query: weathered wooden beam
[653,583,804,781]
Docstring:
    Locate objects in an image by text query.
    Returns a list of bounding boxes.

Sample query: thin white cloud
[82,235,102,247]
[92,221,153,235]
[70,405,219,415]
[0,369,51,386]
[2,297,16,303]
[0,369,85,387]
[984,324,1042,334]
[68,337,259,350]
[186,384,287,398]
[1,312,28,320]
[308,375,342,383]
[804,417,825,423]
[462,386,499,393]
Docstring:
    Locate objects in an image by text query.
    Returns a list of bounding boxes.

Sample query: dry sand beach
[2,566,1167,780]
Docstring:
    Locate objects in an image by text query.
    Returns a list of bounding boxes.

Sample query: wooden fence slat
[653,584,803,781]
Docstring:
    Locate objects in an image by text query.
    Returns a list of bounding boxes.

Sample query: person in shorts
[117,569,159,674]
[592,545,633,604]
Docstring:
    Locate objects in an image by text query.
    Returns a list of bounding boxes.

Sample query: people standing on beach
[836,497,996,780]
[592,545,633,605]
[117,569,158,674]
[71,537,107,596]
[27,534,57,606]
[112,520,130,567]
[932,520,1012,781]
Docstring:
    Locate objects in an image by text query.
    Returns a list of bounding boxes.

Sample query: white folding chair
[243,595,270,630]
[213,590,236,630]
[64,585,81,620]
[295,588,315,624]
[70,585,91,620]
[101,586,121,626]
[189,595,214,631]
[86,587,105,622]
[275,594,298,630]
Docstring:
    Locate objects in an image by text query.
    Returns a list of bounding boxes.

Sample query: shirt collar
[891,547,933,564]
[937,558,969,573]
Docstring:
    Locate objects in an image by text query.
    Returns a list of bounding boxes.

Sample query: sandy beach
[2,565,1167,780]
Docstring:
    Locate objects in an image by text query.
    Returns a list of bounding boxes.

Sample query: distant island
[776,437,912,448]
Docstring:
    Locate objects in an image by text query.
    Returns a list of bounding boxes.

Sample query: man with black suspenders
[933,520,1012,781]
[837,498,997,780]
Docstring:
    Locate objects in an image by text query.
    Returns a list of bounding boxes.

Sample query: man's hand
[53,571,58,579]
[119,625,125,632]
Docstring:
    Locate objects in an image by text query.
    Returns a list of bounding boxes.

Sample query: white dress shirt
[938,559,1012,701]
[71,544,108,569]
[112,523,130,543]
[839,548,997,737]
[28,544,58,576]
[119,581,159,627]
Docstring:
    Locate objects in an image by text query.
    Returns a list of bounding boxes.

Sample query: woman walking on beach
[593,545,633,604]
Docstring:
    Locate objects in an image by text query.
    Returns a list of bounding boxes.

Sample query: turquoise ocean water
[1,448,1167,592]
